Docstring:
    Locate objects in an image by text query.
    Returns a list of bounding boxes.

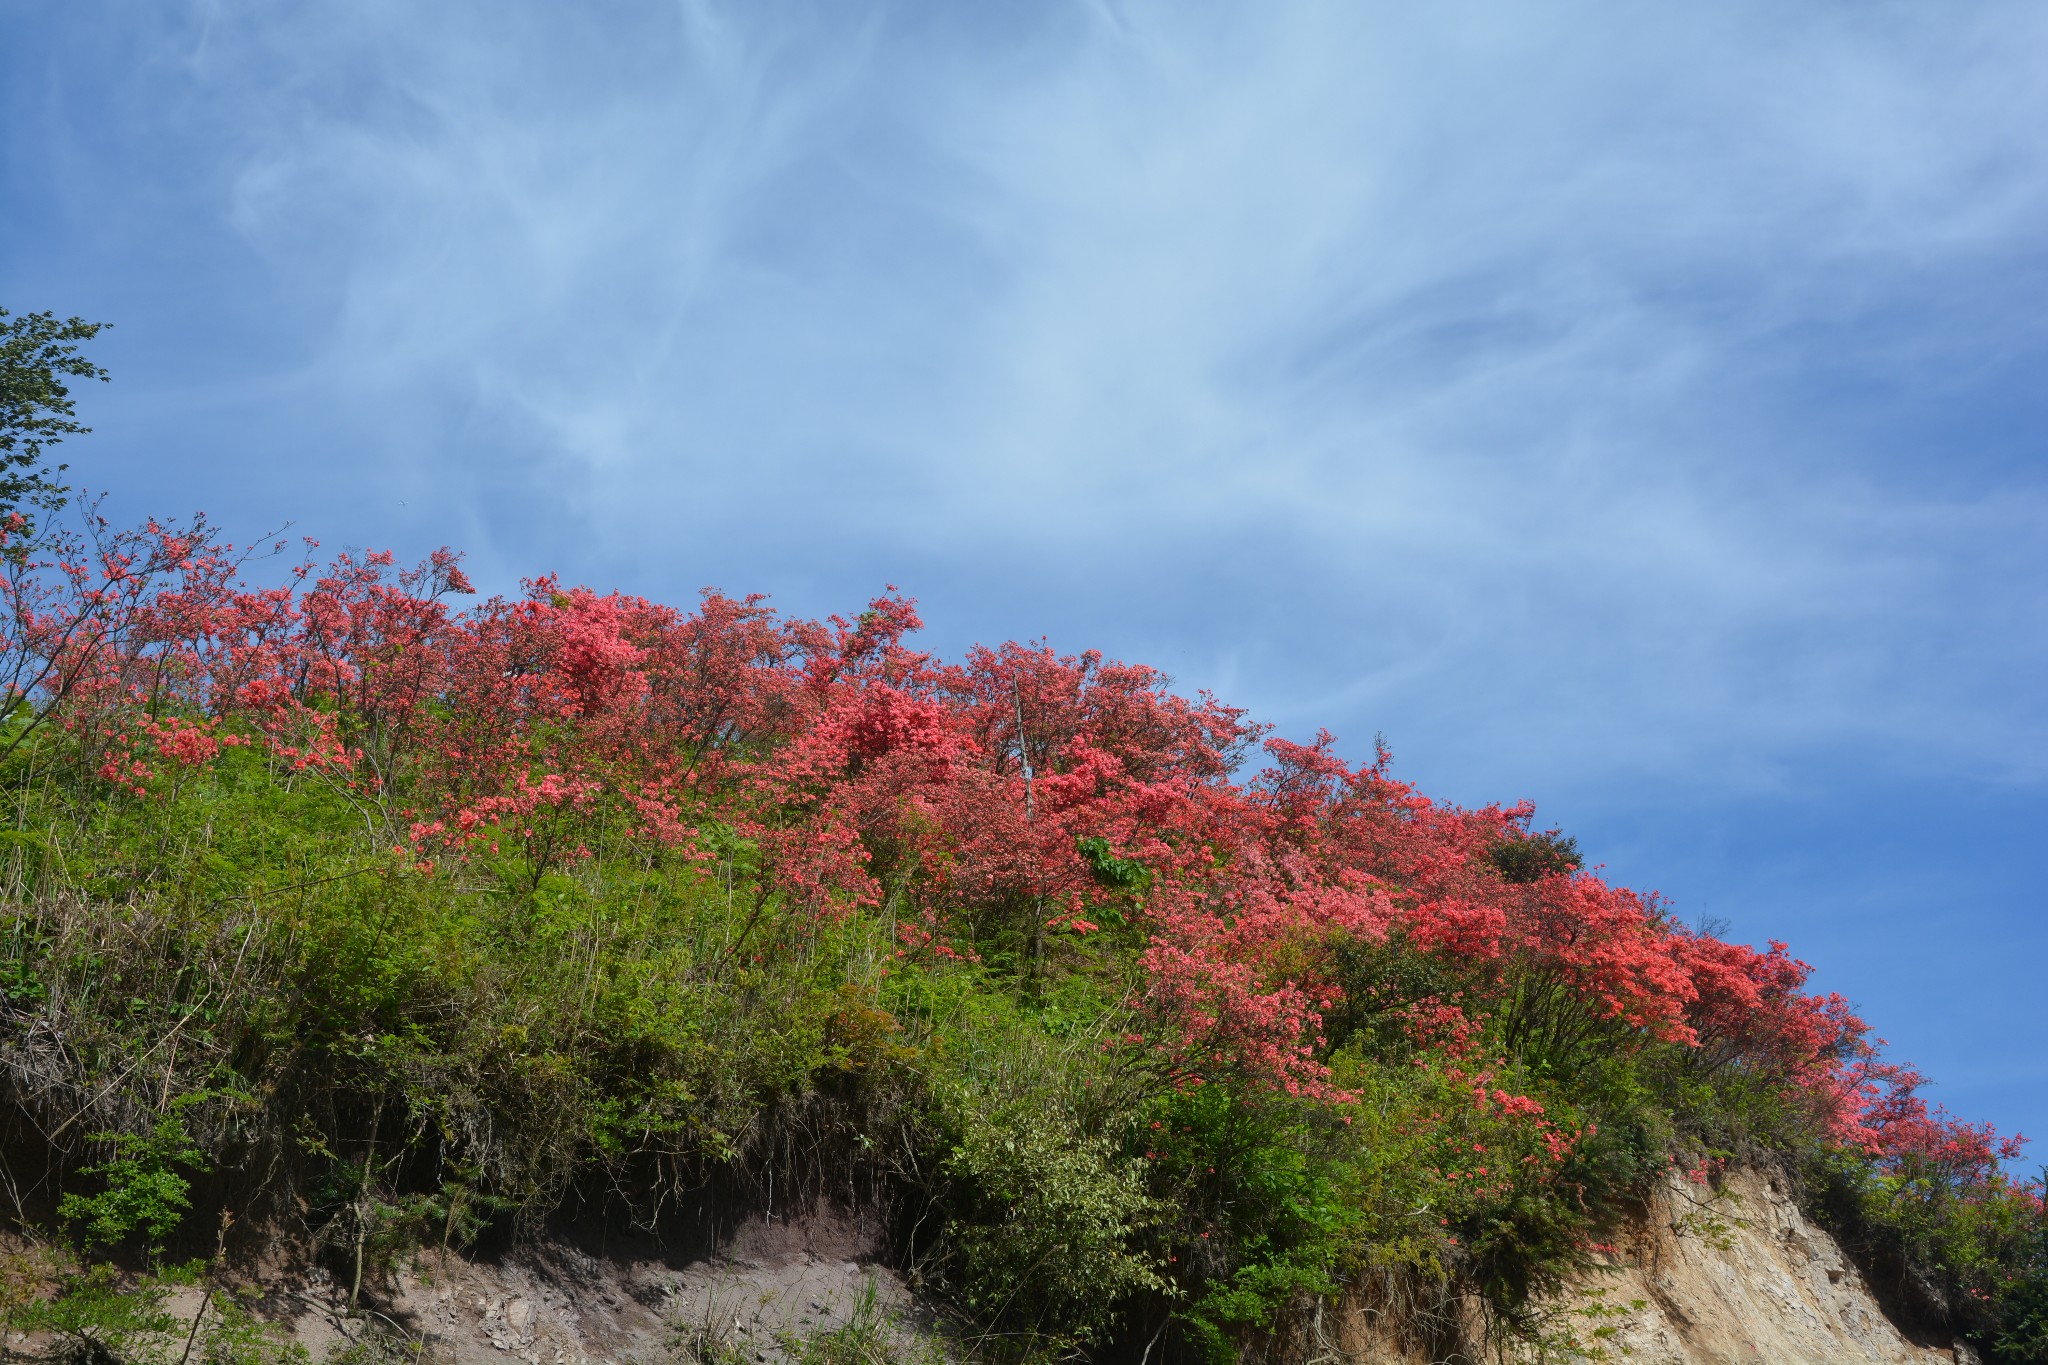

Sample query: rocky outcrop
[255,1168,1974,1364]
[1536,1165,1973,1364]
[1272,1166,1978,1363]
[279,1207,932,1365]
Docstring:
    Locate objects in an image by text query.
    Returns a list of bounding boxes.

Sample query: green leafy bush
[937,1101,1169,1351]
[59,1106,207,1250]
[0,514,2034,1364]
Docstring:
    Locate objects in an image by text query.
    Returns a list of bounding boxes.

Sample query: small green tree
[0,308,109,521]
[940,1105,1170,1349]
[11,1263,178,1365]
[59,1107,207,1252]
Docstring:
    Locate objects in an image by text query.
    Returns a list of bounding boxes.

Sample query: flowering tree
[0,503,2025,1259]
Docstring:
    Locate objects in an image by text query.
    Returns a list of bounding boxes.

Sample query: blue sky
[6,2,2045,1146]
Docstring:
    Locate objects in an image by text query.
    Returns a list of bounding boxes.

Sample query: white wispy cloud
[16,0,2048,800]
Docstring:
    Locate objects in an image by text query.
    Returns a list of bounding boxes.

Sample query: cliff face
[1298,1165,1976,1364]
[1534,1166,1971,1365]
[218,1168,1972,1365]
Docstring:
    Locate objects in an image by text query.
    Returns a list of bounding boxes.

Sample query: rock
[1538,1167,1963,1364]
[1312,1166,1977,1363]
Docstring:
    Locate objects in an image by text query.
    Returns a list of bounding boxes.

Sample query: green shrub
[0,679,2034,1363]
[8,1263,305,1365]
[11,1264,178,1365]
[59,1105,207,1251]
[938,1101,1169,1351]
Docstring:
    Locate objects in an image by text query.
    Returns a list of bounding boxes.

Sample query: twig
[223,865,379,903]
[177,1210,234,1365]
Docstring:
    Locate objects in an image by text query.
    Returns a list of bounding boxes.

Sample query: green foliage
[0,702,2034,1362]
[0,307,106,520]
[6,1262,304,1365]
[1820,1152,2048,1360]
[650,1279,941,1365]
[1486,830,1582,886]
[10,1264,179,1365]
[186,1284,312,1365]
[1075,835,1150,893]
[1999,1229,2048,1364]
[1515,1286,1648,1363]
[776,1278,942,1365]
[1144,1083,1357,1336]
[936,1099,1169,1350]
[59,1105,208,1250]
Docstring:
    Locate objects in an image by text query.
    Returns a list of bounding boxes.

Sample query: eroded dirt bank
[1312,1166,1980,1364]
[1542,1165,1972,1364]
[217,1167,1977,1365]
[268,1207,931,1365]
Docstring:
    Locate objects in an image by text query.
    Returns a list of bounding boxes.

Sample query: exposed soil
[3,1169,1987,1365]
[1533,1166,1979,1364]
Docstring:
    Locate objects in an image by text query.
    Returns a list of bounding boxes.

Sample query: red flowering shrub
[1,504,2020,1160]
[0,503,2036,1360]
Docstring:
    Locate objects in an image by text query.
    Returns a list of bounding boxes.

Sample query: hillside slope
[0,512,2039,1362]
[221,1166,1973,1365]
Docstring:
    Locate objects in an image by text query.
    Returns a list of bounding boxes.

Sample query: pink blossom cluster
[0,509,2021,1182]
